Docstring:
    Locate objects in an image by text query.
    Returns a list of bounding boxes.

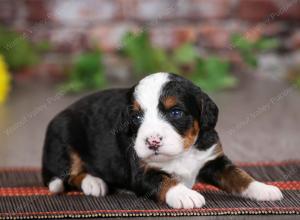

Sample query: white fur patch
[81,174,108,197]
[166,184,205,209]
[134,72,185,161]
[242,181,283,201]
[134,72,170,110]
[148,144,219,188]
[48,178,64,194]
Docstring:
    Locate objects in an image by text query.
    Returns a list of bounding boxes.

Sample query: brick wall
[1,0,300,55]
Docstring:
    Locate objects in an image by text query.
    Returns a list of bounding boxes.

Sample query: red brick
[243,24,263,42]
[174,26,197,46]
[50,0,120,26]
[288,31,300,49]
[88,24,135,52]
[25,0,48,22]
[134,0,178,21]
[278,0,300,21]
[177,0,234,19]
[261,23,286,37]
[237,0,278,21]
[49,28,88,53]
[117,0,137,20]
[150,26,176,49]
[150,25,197,49]
[198,24,231,49]
[0,0,16,23]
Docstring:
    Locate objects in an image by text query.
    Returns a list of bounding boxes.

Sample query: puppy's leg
[134,168,205,209]
[68,151,107,197]
[42,112,75,194]
[69,173,108,197]
[198,155,283,201]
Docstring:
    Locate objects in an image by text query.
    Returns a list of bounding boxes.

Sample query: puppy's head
[129,72,218,162]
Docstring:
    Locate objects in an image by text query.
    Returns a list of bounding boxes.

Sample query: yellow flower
[0,55,11,104]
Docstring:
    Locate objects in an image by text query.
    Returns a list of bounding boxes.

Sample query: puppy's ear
[195,90,219,131]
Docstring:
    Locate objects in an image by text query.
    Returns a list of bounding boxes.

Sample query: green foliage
[0,26,42,71]
[121,31,178,75]
[121,31,237,92]
[231,33,279,68]
[172,43,198,65]
[62,50,106,93]
[191,57,238,92]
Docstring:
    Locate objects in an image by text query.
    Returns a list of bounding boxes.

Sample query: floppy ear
[196,90,219,131]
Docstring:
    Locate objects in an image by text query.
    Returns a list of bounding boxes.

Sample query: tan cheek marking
[183,120,200,149]
[218,166,254,194]
[163,96,177,109]
[158,175,178,203]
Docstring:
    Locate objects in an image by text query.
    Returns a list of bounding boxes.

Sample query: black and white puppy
[42,72,283,208]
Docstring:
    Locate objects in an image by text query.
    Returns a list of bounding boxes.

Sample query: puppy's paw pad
[166,184,205,209]
[242,181,283,201]
[49,178,64,194]
[81,174,107,197]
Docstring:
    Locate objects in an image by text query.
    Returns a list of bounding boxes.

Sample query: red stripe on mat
[0,160,298,173]
[1,207,300,217]
[0,181,299,197]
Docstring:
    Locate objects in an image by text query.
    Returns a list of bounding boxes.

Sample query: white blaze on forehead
[134,72,170,110]
[133,72,183,161]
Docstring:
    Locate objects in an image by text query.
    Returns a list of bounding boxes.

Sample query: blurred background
[0,0,299,167]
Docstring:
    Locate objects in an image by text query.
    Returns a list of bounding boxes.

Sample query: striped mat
[0,161,299,219]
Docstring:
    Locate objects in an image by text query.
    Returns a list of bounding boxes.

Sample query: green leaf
[0,26,41,71]
[191,56,238,92]
[121,30,238,92]
[173,43,198,65]
[121,31,179,75]
[254,38,279,51]
[62,50,106,93]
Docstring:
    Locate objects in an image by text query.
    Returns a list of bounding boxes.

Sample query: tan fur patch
[158,175,178,203]
[183,120,200,149]
[162,96,177,109]
[69,173,87,189]
[68,150,86,189]
[132,100,141,111]
[218,166,254,193]
[70,151,84,176]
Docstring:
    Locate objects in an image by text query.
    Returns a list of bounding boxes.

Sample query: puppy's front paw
[81,174,108,197]
[242,181,283,201]
[166,184,205,209]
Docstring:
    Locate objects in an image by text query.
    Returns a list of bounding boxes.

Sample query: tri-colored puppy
[42,72,283,208]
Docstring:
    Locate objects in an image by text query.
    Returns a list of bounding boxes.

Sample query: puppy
[42,72,283,208]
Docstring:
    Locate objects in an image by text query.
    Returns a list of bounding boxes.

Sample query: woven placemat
[0,161,299,219]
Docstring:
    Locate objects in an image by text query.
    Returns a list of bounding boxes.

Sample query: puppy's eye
[169,109,184,119]
[132,113,143,124]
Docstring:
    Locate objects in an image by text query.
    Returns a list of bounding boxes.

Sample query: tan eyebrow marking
[162,96,177,109]
[132,100,141,111]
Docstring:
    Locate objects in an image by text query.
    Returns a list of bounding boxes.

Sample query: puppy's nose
[146,135,162,151]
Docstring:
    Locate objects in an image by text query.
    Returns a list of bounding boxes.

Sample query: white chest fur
[148,144,218,188]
